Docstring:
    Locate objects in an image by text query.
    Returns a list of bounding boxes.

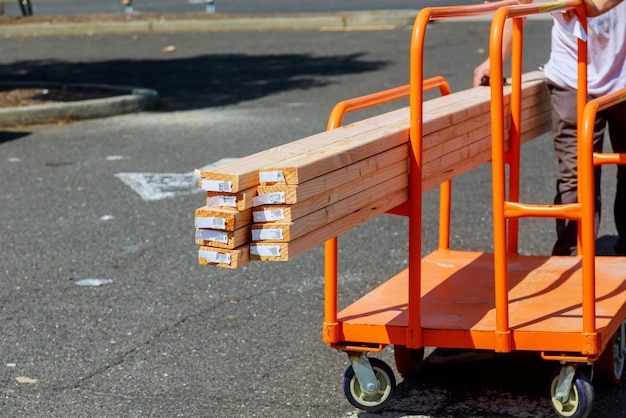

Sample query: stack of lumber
[194,71,551,268]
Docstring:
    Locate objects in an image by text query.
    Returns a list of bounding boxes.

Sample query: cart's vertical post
[576,8,589,257]
[437,80,452,250]
[489,6,512,352]
[407,9,433,349]
[506,16,525,255]
[574,11,597,350]
[580,101,598,352]
[438,182,452,250]
[581,89,626,352]
[323,237,339,343]
[322,104,345,345]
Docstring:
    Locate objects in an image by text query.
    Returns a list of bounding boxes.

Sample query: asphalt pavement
[1,5,626,418]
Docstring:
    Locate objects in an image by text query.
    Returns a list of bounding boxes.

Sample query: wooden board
[205,186,256,211]
[257,122,409,185]
[253,145,408,206]
[197,71,552,267]
[197,108,411,192]
[253,161,407,222]
[195,225,251,249]
[198,245,250,269]
[250,188,408,261]
[251,174,408,242]
[194,207,252,231]
[257,73,548,186]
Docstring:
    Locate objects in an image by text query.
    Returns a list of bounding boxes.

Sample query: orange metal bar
[488,0,585,353]
[438,180,452,250]
[594,153,626,166]
[489,6,512,353]
[322,78,450,345]
[406,0,517,348]
[504,201,582,219]
[409,0,517,350]
[578,88,626,349]
[507,17,524,255]
[489,1,584,352]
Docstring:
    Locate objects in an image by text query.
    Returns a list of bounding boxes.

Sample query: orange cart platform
[336,251,626,355]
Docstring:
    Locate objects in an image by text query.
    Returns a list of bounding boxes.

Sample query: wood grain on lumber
[422,88,548,157]
[421,109,551,192]
[250,188,408,261]
[253,160,408,223]
[257,75,547,186]
[258,125,409,185]
[198,108,411,192]
[198,245,250,269]
[195,225,251,249]
[253,145,409,206]
[251,174,408,242]
[194,207,251,231]
[198,72,546,194]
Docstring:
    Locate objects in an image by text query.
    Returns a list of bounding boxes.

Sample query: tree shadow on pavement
[0,52,388,111]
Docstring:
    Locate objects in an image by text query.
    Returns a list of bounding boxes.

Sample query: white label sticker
[207,195,237,207]
[250,245,281,257]
[253,208,285,222]
[196,229,229,244]
[253,192,285,206]
[201,179,233,192]
[198,249,231,264]
[251,229,283,241]
[195,217,227,230]
[259,170,286,183]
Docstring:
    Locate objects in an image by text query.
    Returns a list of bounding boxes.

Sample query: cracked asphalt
[1,7,626,418]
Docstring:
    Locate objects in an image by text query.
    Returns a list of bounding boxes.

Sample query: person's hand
[473,59,491,87]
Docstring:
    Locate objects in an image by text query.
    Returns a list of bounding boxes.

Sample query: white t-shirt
[543,2,626,97]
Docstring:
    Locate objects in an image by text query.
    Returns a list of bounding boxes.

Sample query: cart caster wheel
[550,370,594,418]
[595,320,626,385]
[343,357,396,412]
[393,345,424,376]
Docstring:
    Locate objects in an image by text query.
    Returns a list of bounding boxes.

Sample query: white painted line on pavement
[115,158,237,201]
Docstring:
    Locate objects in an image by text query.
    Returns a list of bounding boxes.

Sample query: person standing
[473,0,626,255]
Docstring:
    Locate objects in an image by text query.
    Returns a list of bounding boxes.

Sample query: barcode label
[208,195,237,207]
[196,229,229,244]
[253,192,285,206]
[195,217,226,230]
[250,245,281,257]
[253,208,285,222]
[201,179,233,192]
[251,229,283,241]
[198,249,231,264]
[259,170,286,183]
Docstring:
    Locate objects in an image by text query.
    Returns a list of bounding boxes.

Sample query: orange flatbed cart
[322,2,626,417]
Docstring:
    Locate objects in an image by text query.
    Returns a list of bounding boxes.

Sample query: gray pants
[548,80,626,255]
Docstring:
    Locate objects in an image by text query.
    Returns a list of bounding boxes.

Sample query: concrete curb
[0,82,159,127]
[0,10,420,37]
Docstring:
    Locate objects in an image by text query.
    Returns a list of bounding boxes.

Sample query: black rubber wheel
[550,370,594,418]
[595,321,626,385]
[342,357,396,412]
[18,0,32,16]
[393,345,424,376]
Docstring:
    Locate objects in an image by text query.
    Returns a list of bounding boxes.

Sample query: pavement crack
[70,290,270,389]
